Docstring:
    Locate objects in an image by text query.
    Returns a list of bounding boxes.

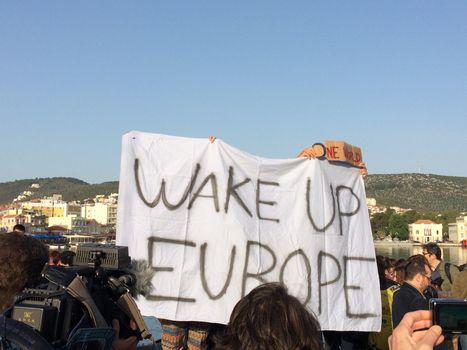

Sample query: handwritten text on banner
[116,131,381,331]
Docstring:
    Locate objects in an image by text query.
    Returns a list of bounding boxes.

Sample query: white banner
[117,131,381,331]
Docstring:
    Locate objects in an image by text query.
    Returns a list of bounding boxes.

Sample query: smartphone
[429,298,467,335]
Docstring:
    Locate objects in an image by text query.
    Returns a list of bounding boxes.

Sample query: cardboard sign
[325,141,363,166]
[116,131,380,331]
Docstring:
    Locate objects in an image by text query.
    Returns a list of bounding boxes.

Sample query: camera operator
[0,232,140,350]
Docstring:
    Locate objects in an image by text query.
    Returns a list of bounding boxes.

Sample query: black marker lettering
[241,240,277,297]
[279,249,312,305]
[256,179,280,223]
[188,173,220,212]
[336,185,361,236]
[225,166,252,217]
[200,243,236,300]
[306,179,336,232]
[317,251,342,314]
[134,159,201,210]
[147,236,196,302]
[343,256,377,318]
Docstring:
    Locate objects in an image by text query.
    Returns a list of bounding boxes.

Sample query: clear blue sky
[1,1,466,183]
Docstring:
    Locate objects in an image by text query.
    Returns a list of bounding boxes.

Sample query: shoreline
[373,241,462,247]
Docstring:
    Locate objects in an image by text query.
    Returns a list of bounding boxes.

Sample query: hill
[364,173,466,212]
[0,174,465,212]
[0,178,119,204]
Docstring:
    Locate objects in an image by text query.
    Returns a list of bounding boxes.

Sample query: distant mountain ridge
[364,173,466,212]
[0,173,465,212]
[0,178,119,205]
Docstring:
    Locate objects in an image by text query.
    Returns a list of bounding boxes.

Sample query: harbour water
[374,244,467,266]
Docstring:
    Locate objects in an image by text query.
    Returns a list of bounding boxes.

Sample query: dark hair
[394,258,406,284]
[214,283,322,350]
[0,232,49,311]
[12,224,26,233]
[49,250,61,265]
[60,250,76,266]
[386,258,396,268]
[376,255,387,289]
[422,243,442,260]
[404,254,430,281]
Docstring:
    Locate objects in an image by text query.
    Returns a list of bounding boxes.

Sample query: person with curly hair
[214,283,322,350]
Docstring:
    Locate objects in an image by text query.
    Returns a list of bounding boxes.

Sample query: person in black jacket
[392,255,433,328]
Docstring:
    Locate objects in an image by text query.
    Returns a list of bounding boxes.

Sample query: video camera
[0,244,152,350]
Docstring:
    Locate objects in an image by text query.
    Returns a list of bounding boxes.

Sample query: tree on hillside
[370,207,395,238]
[388,213,409,240]
[402,210,419,224]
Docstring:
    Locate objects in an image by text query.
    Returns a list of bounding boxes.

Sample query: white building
[408,220,443,243]
[48,215,103,235]
[81,202,117,226]
[448,215,467,243]
[48,215,87,232]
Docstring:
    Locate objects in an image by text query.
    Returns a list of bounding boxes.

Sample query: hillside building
[21,195,68,217]
[81,201,117,226]
[48,215,103,235]
[68,203,82,216]
[48,215,87,232]
[408,220,443,243]
[0,214,28,232]
[29,214,48,233]
[366,197,412,217]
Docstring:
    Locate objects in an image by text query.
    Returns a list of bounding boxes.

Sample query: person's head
[384,258,397,282]
[0,232,49,311]
[49,250,61,266]
[422,243,442,266]
[214,283,322,350]
[376,255,388,288]
[60,250,75,266]
[394,259,406,284]
[12,224,26,234]
[404,255,432,293]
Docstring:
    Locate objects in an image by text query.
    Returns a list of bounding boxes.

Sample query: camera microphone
[118,274,136,287]
[128,260,155,298]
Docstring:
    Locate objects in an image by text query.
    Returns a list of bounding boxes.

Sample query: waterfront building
[448,215,467,243]
[408,220,443,243]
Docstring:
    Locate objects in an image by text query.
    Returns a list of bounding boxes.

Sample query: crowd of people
[1,226,464,350]
[0,138,464,350]
[0,228,140,350]
[1,139,466,350]
[370,245,467,350]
